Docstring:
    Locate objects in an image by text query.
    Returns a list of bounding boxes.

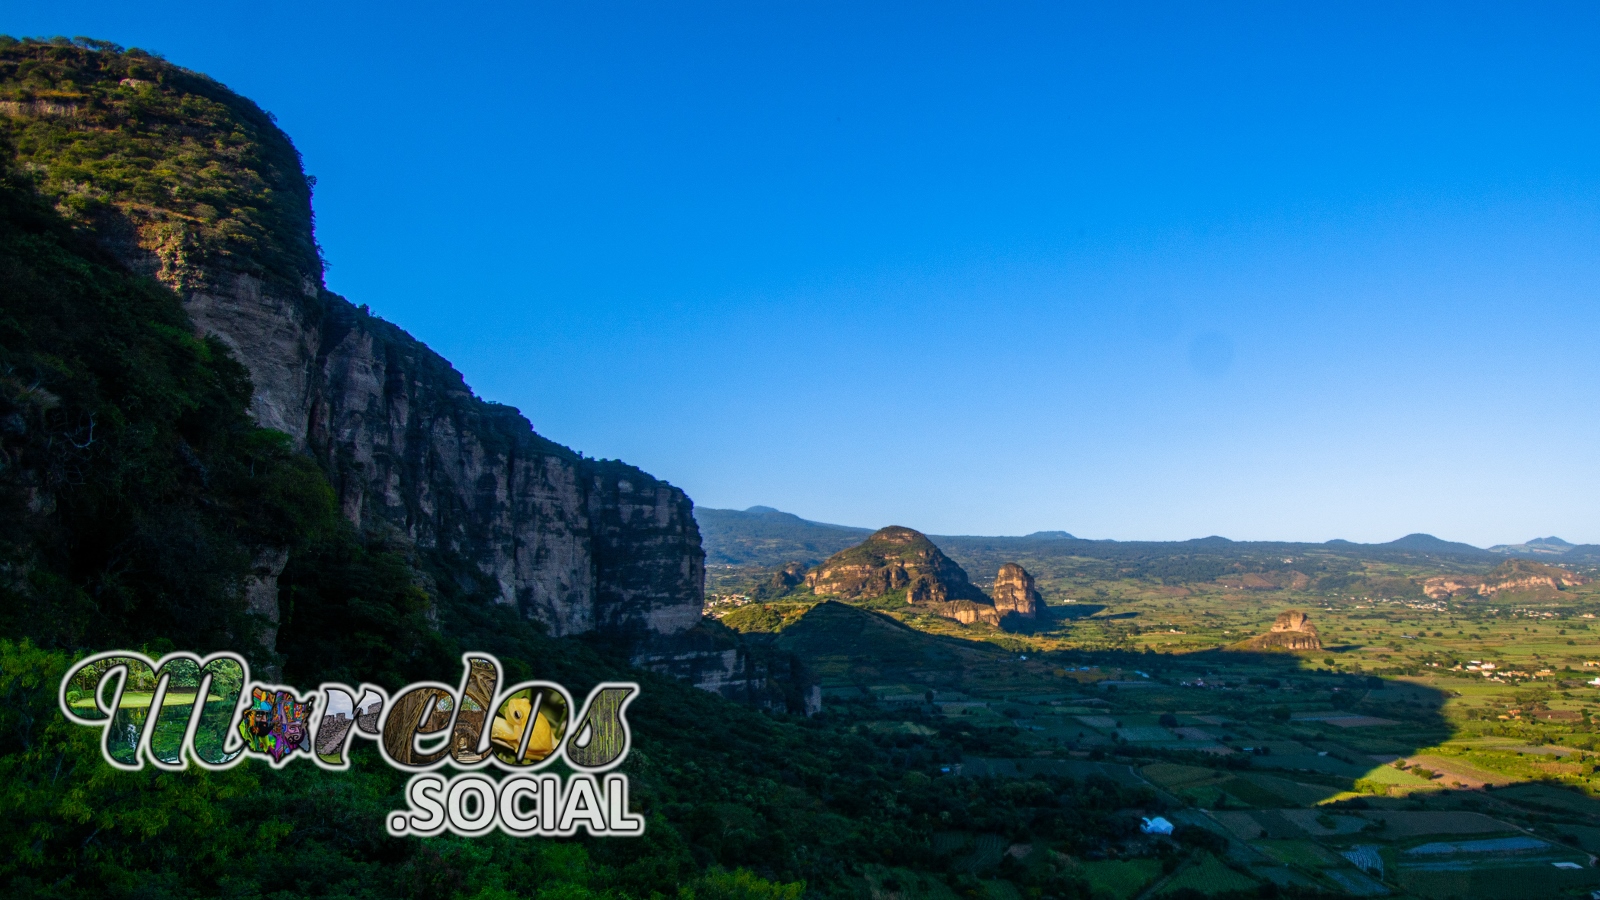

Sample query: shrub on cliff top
[0,37,321,295]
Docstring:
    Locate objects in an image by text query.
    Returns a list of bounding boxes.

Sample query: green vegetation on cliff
[0,118,324,655]
[0,34,319,294]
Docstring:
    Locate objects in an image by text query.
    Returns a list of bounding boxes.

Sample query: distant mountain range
[696,506,1600,570]
[1486,536,1581,556]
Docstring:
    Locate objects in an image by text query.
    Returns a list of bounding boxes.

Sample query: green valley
[704,512,1600,898]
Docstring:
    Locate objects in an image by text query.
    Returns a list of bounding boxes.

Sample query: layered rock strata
[929,599,1001,626]
[165,218,705,645]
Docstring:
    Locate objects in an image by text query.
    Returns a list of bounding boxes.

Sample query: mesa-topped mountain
[804,526,1038,626]
[0,40,703,646]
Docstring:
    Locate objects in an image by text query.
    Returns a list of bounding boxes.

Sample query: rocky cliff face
[1423,560,1588,600]
[633,622,814,714]
[304,298,703,637]
[932,599,1000,626]
[1,43,703,641]
[991,563,1041,619]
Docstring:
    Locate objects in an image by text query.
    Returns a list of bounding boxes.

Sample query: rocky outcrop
[907,573,953,605]
[1241,610,1321,651]
[2,44,704,643]
[807,527,988,603]
[991,563,1041,619]
[1423,560,1588,600]
[929,598,1000,626]
[751,562,809,601]
[244,547,292,653]
[807,527,1008,627]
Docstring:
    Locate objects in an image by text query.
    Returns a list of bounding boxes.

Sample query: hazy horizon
[11,3,1600,545]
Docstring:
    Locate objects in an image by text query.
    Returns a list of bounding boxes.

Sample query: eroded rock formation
[182,241,705,645]
[1242,610,1322,651]
[933,599,1001,626]
[991,563,1041,619]
[633,625,802,711]
[1423,560,1588,600]
[806,527,985,602]
[807,527,1007,626]
[752,562,810,601]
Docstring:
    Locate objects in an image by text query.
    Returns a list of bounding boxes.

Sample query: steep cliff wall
[304,299,703,636]
[0,40,703,640]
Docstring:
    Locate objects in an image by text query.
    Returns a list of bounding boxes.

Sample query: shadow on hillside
[700,603,1600,897]
[1001,603,1107,634]
[1045,645,1459,812]
[723,597,1600,894]
[772,603,1509,810]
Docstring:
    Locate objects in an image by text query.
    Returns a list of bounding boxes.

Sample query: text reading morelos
[59,651,643,837]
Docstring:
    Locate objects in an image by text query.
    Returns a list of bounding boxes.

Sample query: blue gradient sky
[11,3,1600,544]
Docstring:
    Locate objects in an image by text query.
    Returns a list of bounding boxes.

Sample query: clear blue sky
[11,3,1600,545]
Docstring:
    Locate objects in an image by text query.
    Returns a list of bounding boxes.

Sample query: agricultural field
[713,529,1600,897]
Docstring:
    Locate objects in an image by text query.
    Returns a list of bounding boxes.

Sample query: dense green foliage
[1,622,1166,898]
[0,158,803,896]
[2,639,816,900]
[0,131,326,657]
[0,35,320,294]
